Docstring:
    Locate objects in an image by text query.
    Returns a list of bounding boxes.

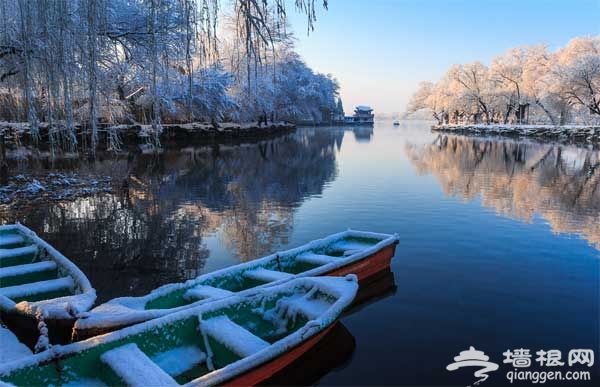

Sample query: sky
[287,0,600,115]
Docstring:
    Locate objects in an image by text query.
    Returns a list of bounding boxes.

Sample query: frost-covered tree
[409,36,600,125]
[450,62,495,123]
[555,37,600,117]
[0,0,331,152]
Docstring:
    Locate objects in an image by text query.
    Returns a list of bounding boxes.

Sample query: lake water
[2,121,598,386]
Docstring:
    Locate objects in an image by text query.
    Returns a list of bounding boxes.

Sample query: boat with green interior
[0,223,96,345]
[73,230,398,340]
[0,276,358,387]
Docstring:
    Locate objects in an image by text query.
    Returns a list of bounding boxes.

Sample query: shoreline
[0,121,296,150]
[431,124,600,147]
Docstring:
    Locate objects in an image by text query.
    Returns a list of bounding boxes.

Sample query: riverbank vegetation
[0,0,338,153]
[408,36,600,127]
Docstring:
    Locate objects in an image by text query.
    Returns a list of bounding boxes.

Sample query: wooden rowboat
[0,224,96,346]
[74,230,398,340]
[0,276,358,387]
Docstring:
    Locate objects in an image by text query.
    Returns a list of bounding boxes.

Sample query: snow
[151,346,206,377]
[0,261,56,280]
[0,245,38,261]
[0,277,73,299]
[0,223,97,319]
[0,326,31,364]
[330,240,372,253]
[295,252,335,266]
[15,292,98,320]
[183,285,233,302]
[243,268,293,283]
[0,174,113,205]
[22,180,45,194]
[74,230,397,332]
[201,315,270,358]
[276,294,331,321]
[100,343,178,387]
[0,235,24,248]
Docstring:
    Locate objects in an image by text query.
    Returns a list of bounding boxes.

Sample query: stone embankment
[431,124,600,147]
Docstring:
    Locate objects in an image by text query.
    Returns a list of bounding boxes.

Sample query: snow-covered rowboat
[0,224,96,345]
[74,230,398,339]
[0,276,358,387]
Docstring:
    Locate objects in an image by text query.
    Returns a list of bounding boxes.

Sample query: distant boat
[73,230,399,340]
[0,276,358,387]
[0,224,96,345]
[393,120,400,126]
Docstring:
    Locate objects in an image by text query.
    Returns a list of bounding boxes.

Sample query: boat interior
[0,228,74,303]
[3,283,335,386]
[144,236,380,311]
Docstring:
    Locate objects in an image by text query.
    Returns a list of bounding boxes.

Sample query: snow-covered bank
[431,124,600,147]
[0,121,296,149]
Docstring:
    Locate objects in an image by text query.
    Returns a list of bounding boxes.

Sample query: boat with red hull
[0,276,358,387]
[73,230,399,340]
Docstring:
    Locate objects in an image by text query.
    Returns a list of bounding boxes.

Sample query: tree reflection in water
[1,129,343,301]
[406,135,600,249]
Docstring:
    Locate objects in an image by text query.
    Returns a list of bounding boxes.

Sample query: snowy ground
[0,172,113,205]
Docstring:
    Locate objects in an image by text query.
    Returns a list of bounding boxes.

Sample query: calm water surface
[1,121,598,386]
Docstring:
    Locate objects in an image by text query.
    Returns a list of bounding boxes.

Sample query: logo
[447,346,499,386]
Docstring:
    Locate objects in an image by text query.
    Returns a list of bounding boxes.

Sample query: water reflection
[352,126,374,143]
[1,129,344,301]
[406,135,600,249]
[262,322,356,386]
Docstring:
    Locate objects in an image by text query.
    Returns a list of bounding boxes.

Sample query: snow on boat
[0,224,96,345]
[74,230,398,339]
[0,322,32,364]
[0,276,358,387]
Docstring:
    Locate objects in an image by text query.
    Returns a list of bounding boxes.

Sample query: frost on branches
[0,0,335,153]
[407,37,600,127]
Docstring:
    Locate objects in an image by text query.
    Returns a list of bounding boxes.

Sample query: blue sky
[287,0,600,114]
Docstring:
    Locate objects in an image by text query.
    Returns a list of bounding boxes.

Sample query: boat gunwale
[74,230,398,330]
[0,276,358,385]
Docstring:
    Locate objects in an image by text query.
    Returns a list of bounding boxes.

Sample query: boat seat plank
[184,285,233,301]
[296,252,335,266]
[201,315,269,357]
[151,345,207,376]
[101,343,178,387]
[0,277,73,299]
[0,245,38,261]
[0,234,25,248]
[0,261,57,280]
[243,268,293,283]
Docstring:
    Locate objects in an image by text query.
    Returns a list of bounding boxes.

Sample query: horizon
[288,0,600,115]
